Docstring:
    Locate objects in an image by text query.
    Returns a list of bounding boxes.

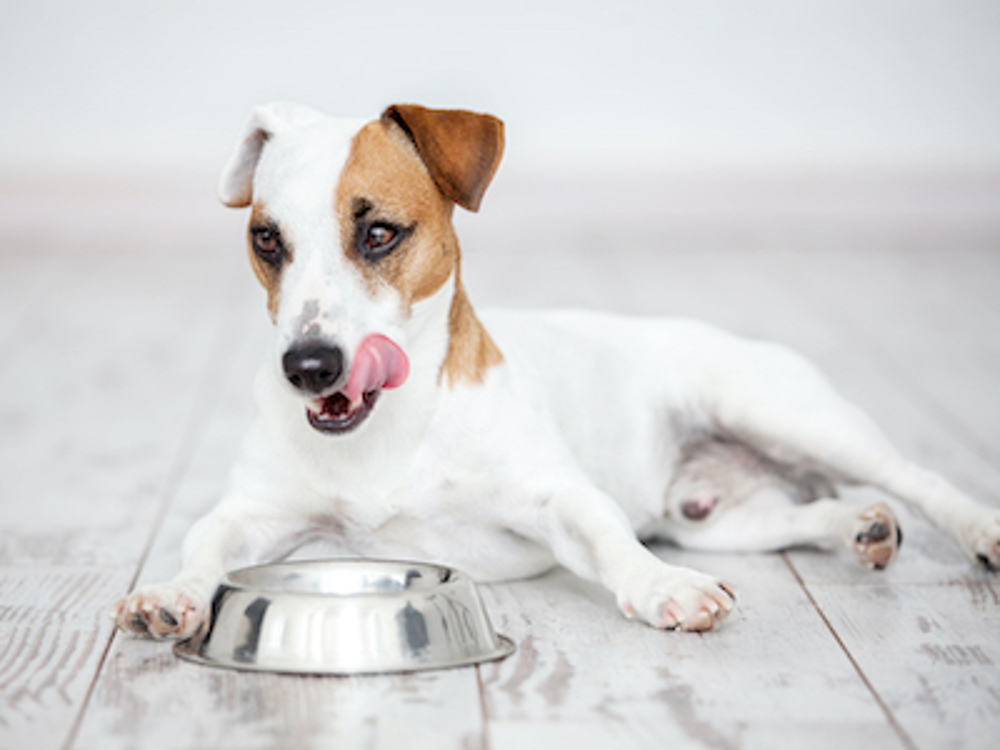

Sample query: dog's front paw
[110,583,209,640]
[618,566,737,632]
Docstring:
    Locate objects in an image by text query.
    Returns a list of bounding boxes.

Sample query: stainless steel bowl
[174,559,515,675]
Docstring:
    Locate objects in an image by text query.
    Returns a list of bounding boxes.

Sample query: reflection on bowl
[174,559,515,675]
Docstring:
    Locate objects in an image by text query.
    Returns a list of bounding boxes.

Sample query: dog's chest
[309,471,555,581]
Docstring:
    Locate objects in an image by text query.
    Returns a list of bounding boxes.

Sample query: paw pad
[854,503,900,571]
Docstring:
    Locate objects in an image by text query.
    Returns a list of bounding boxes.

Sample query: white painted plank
[0,252,64,359]
[76,640,485,750]
[479,553,905,749]
[0,567,125,744]
[806,581,1000,750]
[0,198,253,748]
[0,251,244,567]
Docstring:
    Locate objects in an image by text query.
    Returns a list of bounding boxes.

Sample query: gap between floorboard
[782,553,918,750]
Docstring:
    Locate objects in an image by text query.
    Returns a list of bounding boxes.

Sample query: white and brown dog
[113,103,1000,637]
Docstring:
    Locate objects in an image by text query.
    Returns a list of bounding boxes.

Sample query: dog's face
[219,104,503,435]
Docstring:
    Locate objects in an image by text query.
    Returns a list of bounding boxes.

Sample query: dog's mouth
[306,390,381,434]
[301,334,409,436]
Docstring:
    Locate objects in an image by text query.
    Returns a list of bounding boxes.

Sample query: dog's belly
[477,308,780,532]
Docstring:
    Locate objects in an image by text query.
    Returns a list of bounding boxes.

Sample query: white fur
[113,106,1000,638]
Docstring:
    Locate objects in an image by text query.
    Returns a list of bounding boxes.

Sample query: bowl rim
[221,558,464,598]
[172,558,517,675]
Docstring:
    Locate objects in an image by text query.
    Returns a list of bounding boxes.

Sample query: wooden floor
[2,167,999,749]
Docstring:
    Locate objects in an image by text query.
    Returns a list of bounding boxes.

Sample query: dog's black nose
[282,342,344,395]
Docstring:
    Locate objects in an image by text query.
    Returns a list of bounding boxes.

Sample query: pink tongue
[343,334,410,403]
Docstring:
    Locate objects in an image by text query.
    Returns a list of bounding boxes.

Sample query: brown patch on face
[335,121,457,309]
[247,204,288,319]
[335,120,502,386]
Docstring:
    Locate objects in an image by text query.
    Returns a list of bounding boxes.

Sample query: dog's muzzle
[282,335,409,435]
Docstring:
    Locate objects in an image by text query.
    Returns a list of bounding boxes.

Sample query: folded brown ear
[382,104,504,212]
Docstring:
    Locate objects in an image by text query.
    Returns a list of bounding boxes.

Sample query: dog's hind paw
[964,510,1000,572]
[111,583,208,640]
[852,502,901,571]
[618,567,737,633]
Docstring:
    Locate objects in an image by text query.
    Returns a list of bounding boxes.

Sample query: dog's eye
[367,224,396,248]
[255,230,278,253]
[358,221,406,261]
[251,226,284,264]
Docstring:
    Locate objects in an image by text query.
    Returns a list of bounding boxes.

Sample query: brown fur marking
[248,204,285,319]
[381,104,504,212]
[335,119,502,385]
[443,278,504,386]
[335,122,455,308]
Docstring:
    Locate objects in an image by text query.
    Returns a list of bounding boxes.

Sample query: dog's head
[219,103,504,435]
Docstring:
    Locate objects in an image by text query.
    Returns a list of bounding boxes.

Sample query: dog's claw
[129,614,150,635]
[158,608,179,627]
[719,582,738,603]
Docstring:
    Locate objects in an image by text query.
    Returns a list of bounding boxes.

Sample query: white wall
[1,0,998,175]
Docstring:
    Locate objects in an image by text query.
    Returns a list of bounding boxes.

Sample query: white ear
[218,103,326,208]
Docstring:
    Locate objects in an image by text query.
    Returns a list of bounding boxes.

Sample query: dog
[112,103,1000,637]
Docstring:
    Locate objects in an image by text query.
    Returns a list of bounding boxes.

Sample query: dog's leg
[665,490,902,570]
[111,503,312,640]
[710,346,1000,569]
[530,483,737,631]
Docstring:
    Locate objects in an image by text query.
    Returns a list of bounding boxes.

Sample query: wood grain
[479,555,907,749]
[805,580,1000,750]
[0,203,255,748]
[75,642,486,750]
[0,568,124,743]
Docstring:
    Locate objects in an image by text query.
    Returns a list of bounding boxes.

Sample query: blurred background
[2,0,998,177]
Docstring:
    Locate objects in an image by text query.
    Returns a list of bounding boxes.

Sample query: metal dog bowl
[174,559,515,675]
